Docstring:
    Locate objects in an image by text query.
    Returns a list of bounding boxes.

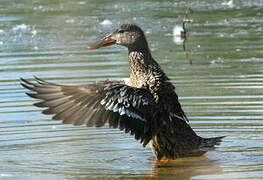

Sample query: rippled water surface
[1,0,263,179]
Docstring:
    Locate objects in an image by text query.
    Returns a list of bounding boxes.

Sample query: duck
[21,23,224,160]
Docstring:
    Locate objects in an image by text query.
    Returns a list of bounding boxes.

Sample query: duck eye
[118,30,124,33]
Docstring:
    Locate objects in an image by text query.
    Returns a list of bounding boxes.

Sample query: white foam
[0,174,12,177]
[173,36,183,45]
[100,19,112,26]
[31,30,37,36]
[173,25,183,36]
[222,0,234,8]
[65,19,75,23]
[172,25,184,44]
[12,24,28,31]
[78,1,86,5]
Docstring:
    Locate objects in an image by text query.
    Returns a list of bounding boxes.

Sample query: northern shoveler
[21,23,224,160]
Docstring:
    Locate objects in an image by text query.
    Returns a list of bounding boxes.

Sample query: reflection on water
[0,0,263,179]
[151,156,223,180]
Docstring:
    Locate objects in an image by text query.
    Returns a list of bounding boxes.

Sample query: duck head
[88,23,149,51]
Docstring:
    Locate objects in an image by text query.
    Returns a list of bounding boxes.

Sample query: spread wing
[21,77,156,146]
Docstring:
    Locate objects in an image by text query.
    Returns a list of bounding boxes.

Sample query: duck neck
[127,42,168,89]
[128,37,154,64]
[128,44,153,77]
[128,38,152,59]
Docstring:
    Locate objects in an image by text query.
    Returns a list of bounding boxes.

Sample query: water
[0,0,263,179]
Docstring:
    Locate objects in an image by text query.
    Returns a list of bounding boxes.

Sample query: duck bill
[87,36,116,50]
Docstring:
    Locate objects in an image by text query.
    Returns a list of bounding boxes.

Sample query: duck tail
[199,136,225,150]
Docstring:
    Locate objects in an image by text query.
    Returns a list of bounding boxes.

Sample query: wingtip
[217,136,226,141]
[42,108,54,115]
[20,77,26,82]
[21,82,34,91]
[33,76,47,85]
[33,75,39,79]
[26,92,38,99]
[34,101,46,108]
[20,77,32,85]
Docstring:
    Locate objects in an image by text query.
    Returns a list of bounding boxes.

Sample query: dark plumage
[21,23,224,160]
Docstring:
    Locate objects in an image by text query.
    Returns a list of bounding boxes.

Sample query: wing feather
[21,77,156,146]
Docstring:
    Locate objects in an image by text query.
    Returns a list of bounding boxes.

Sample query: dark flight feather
[21,77,156,146]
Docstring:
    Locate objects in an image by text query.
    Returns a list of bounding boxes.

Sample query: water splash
[222,0,234,8]
[12,24,29,32]
[100,19,113,27]
[173,25,184,44]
